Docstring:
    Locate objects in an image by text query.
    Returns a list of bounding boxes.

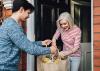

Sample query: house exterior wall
[93,0,100,71]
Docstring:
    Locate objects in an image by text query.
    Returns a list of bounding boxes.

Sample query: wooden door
[35,0,70,41]
[34,0,70,71]
[71,0,91,71]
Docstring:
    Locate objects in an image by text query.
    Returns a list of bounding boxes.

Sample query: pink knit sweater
[53,25,81,57]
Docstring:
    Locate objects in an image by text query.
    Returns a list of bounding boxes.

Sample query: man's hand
[51,41,56,47]
[50,45,57,54]
[42,39,52,46]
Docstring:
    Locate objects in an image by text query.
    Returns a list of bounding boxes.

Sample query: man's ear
[19,7,24,13]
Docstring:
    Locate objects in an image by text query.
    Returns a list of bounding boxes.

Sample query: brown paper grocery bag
[42,63,59,71]
[37,56,44,71]
[42,60,68,71]
[37,56,68,71]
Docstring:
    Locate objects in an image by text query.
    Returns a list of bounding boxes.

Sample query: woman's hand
[59,51,65,58]
[42,39,52,46]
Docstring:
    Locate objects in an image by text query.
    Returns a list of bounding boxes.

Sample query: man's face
[20,9,31,22]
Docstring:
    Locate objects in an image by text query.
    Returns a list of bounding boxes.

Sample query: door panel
[34,0,70,71]
[35,0,70,40]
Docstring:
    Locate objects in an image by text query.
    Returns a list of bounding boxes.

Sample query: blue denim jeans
[68,57,80,71]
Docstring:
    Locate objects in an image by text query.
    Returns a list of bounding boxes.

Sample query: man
[0,0,57,70]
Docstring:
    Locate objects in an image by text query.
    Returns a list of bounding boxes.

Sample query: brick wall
[94,0,100,71]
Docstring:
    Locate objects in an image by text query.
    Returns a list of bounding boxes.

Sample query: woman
[52,12,81,71]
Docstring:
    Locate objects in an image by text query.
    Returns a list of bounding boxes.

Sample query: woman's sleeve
[63,28,81,56]
[73,28,81,50]
[52,29,61,41]
[7,23,51,56]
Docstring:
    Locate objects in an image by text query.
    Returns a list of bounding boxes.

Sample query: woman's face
[59,19,70,31]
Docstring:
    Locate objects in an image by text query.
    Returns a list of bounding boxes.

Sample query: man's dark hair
[12,0,34,13]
